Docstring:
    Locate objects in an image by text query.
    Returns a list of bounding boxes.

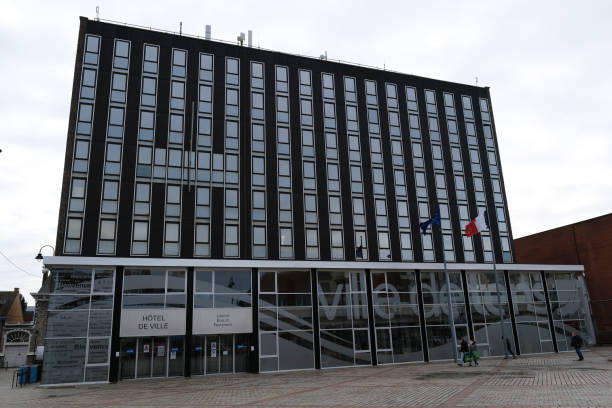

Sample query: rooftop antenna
[475,76,479,86]
[95,6,99,21]
[237,32,245,46]
[248,30,252,47]
[205,25,211,40]
[179,21,183,35]
[319,51,327,60]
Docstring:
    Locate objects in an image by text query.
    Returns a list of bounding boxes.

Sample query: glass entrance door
[152,337,168,377]
[205,335,220,374]
[137,338,153,378]
[191,335,205,375]
[120,338,137,379]
[120,337,183,379]
[219,335,233,374]
[234,334,250,373]
[195,334,250,375]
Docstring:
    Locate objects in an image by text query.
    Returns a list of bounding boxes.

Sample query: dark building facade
[515,213,611,343]
[41,17,592,385]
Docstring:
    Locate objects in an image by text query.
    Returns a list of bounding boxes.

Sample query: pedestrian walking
[458,338,469,366]
[468,340,479,366]
[570,331,584,361]
[505,336,517,359]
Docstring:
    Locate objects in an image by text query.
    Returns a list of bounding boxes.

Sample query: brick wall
[514,213,612,343]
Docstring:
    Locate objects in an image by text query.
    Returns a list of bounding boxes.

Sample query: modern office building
[41,17,593,385]
[515,213,612,344]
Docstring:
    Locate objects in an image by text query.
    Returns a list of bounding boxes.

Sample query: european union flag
[419,207,441,235]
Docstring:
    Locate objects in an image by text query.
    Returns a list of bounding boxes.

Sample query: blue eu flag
[419,207,441,235]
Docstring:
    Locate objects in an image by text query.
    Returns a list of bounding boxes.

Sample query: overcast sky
[1,0,611,303]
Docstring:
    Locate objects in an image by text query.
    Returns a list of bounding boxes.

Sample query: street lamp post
[35,245,55,261]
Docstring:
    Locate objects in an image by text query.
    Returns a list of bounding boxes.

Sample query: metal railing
[93,17,446,82]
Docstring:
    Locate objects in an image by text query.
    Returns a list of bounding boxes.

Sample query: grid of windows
[43,269,115,384]
[386,83,412,261]
[318,270,371,367]
[65,34,101,254]
[98,39,131,255]
[444,92,474,262]
[371,270,423,363]
[479,98,512,262]
[224,57,240,257]
[131,43,160,255]
[62,29,518,267]
[461,96,493,262]
[276,66,293,258]
[508,271,553,354]
[194,53,214,257]
[424,89,454,261]
[365,80,390,260]
[163,48,187,256]
[406,87,434,261]
[251,61,266,258]
[259,270,314,371]
[344,77,368,260]
[467,270,513,357]
[300,70,319,259]
[321,73,343,259]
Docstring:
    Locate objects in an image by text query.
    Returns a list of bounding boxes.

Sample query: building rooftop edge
[515,212,612,240]
[82,16,488,92]
[42,256,584,272]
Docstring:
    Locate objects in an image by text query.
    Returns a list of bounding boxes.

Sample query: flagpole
[440,226,458,363]
[492,258,509,358]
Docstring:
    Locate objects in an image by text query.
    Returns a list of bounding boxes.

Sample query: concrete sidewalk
[2,347,611,407]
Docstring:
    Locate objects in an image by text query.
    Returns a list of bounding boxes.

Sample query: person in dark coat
[570,331,584,361]
[458,338,469,366]
[505,336,517,359]
[469,340,479,366]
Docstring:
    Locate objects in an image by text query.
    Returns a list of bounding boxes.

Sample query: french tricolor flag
[465,210,489,237]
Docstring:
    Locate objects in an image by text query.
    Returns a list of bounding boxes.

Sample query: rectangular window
[165,222,180,256]
[225,189,239,220]
[69,178,86,212]
[67,217,82,239]
[172,49,187,77]
[132,221,148,255]
[98,219,116,254]
[196,187,210,219]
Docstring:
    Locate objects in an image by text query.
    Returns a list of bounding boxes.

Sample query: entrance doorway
[120,336,184,379]
[191,334,251,375]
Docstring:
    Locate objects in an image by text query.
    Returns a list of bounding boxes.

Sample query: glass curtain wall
[122,269,186,309]
[120,269,186,379]
[371,271,423,363]
[317,270,371,367]
[43,268,114,384]
[545,272,591,351]
[259,270,314,371]
[194,269,252,308]
[192,269,252,375]
[467,270,513,357]
[420,270,468,360]
[508,271,553,353]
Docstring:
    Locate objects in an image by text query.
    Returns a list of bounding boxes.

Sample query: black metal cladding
[57,17,514,264]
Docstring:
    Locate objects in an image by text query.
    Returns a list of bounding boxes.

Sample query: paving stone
[1,347,610,407]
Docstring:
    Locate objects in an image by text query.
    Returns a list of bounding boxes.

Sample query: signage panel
[120,309,186,337]
[193,307,252,334]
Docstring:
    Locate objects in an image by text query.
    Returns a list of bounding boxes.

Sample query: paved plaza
[2,347,611,407]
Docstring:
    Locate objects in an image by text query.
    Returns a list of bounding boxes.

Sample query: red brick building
[514,213,612,344]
